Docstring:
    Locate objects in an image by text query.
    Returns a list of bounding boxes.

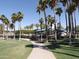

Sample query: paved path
[27,41,56,59]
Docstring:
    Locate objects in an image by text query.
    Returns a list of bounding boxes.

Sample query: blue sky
[0,0,79,30]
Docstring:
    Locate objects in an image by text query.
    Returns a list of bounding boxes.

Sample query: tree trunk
[3,23,5,40]
[44,10,48,40]
[59,16,61,30]
[68,13,71,37]
[54,23,57,41]
[6,25,9,40]
[14,25,15,40]
[19,22,21,40]
[74,12,77,38]
[40,24,42,42]
[71,14,74,34]
[68,13,72,45]
[65,12,68,32]
[51,23,52,35]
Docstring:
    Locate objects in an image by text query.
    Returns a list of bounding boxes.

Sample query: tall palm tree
[48,0,58,41]
[60,0,68,32]
[55,7,63,27]
[47,15,55,40]
[67,2,76,35]
[0,15,9,39]
[39,18,44,42]
[73,11,77,38]
[11,13,17,40]
[47,15,55,30]
[3,17,9,40]
[17,11,23,40]
[37,0,48,40]
[66,2,76,45]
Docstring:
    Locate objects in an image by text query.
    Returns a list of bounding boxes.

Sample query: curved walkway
[27,41,56,59]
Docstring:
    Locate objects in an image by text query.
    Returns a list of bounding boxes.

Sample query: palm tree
[39,18,44,42]
[48,0,58,41]
[35,24,39,30]
[3,17,9,40]
[9,23,15,38]
[24,26,29,30]
[66,2,76,45]
[55,7,62,27]
[17,11,23,40]
[30,24,34,30]
[47,15,55,30]
[37,0,48,40]
[72,0,79,12]
[0,15,5,39]
[11,13,17,40]
[60,0,68,32]
[67,2,76,34]
[0,24,3,37]
[47,15,56,41]
[0,15,9,39]
[0,24,3,31]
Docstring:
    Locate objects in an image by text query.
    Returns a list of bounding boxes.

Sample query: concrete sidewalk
[27,41,56,59]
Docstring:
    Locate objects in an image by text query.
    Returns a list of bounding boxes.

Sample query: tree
[3,16,9,40]
[11,13,17,39]
[30,24,34,30]
[60,0,68,32]
[55,7,63,27]
[72,0,79,12]
[48,0,58,41]
[47,15,55,30]
[66,1,76,45]
[24,26,29,30]
[35,24,39,30]
[47,15,56,41]
[17,11,23,40]
[0,24,3,34]
[37,0,48,40]
[0,15,5,39]
[0,15,9,40]
[39,18,44,41]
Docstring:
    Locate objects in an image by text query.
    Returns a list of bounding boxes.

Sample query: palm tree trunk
[65,12,68,32]
[3,23,5,40]
[6,25,9,40]
[19,22,21,40]
[59,16,61,24]
[74,12,77,38]
[71,14,74,34]
[59,16,61,30]
[44,10,48,40]
[68,13,71,37]
[40,24,42,42]
[51,23,52,35]
[14,25,15,40]
[53,14,57,42]
[54,23,57,41]
[68,13,72,45]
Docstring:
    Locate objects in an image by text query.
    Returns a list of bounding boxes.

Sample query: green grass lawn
[47,44,79,59]
[0,40,32,59]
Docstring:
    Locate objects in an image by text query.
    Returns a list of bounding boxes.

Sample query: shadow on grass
[52,50,79,58]
[60,46,79,52]
[25,44,33,48]
[46,42,61,50]
[46,42,79,58]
